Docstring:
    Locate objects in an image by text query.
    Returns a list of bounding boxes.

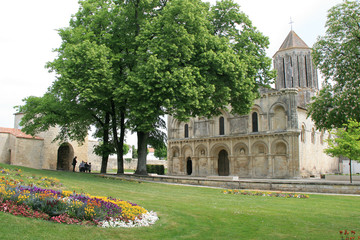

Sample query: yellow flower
[62,191,73,197]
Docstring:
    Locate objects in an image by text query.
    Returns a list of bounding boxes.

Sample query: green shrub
[146,165,164,175]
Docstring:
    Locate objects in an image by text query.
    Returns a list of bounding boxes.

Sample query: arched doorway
[57,143,74,171]
[218,150,229,176]
[186,157,192,175]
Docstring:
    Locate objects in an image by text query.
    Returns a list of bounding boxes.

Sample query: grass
[93,169,135,174]
[1,163,359,240]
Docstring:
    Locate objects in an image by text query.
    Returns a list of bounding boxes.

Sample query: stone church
[167,31,339,178]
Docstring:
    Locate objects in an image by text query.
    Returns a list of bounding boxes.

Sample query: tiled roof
[278,30,309,51]
[0,127,43,140]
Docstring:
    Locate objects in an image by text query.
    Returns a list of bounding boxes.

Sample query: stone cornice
[168,130,300,144]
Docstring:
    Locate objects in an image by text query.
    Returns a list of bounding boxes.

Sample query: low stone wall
[325,175,360,182]
[103,174,360,195]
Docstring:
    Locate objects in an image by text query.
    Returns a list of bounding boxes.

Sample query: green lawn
[0,163,359,240]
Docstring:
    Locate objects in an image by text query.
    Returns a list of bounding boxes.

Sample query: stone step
[207,176,239,181]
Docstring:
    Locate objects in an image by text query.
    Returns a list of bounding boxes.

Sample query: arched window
[219,117,225,135]
[252,112,258,132]
[311,128,315,144]
[320,130,324,145]
[184,124,189,138]
[301,125,306,143]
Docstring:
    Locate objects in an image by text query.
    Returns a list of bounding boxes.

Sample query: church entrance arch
[186,157,192,175]
[57,143,74,171]
[218,150,229,176]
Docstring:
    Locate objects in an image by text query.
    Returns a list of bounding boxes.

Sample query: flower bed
[0,167,62,188]
[0,166,158,227]
[223,189,309,198]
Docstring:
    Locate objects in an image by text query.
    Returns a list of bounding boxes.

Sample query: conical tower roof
[276,30,310,54]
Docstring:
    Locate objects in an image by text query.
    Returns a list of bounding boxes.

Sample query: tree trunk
[100,112,110,174]
[349,158,353,183]
[117,110,126,174]
[111,100,124,174]
[135,131,148,175]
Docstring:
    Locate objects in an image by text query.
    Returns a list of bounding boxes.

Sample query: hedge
[146,165,165,175]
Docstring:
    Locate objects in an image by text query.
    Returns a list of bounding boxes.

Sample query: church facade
[167,31,339,178]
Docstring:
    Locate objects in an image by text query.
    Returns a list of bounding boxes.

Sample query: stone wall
[0,133,11,164]
[35,127,88,170]
[297,109,339,177]
[0,133,44,169]
[13,137,43,169]
[88,140,167,172]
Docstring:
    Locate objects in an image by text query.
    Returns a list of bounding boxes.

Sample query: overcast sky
[0,0,342,145]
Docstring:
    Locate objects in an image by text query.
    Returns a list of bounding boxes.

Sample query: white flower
[99,211,159,228]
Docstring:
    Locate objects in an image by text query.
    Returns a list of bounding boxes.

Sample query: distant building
[147,148,157,161]
[0,113,164,172]
[167,31,339,178]
[0,113,88,170]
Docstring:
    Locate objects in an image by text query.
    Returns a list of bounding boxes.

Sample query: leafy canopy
[128,0,274,133]
[325,120,360,162]
[308,0,360,130]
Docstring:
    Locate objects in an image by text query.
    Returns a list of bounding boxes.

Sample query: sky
[0,0,343,146]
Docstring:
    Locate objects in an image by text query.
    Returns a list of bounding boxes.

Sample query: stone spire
[277,30,310,53]
[273,30,318,91]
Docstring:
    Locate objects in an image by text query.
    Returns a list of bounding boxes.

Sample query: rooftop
[276,30,310,54]
[0,127,43,140]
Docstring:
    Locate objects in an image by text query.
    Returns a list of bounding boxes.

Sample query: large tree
[308,0,360,130]
[20,0,123,173]
[19,0,167,174]
[20,37,115,173]
[128,0,274,174]
[19,0,274,176]
[325,120,360,183]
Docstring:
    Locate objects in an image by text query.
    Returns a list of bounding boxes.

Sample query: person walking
[72,156,77,172]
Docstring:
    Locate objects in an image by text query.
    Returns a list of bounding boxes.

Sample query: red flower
[351,231,356,234]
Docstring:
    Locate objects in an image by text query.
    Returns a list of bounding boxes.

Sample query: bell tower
[273,30,318,90]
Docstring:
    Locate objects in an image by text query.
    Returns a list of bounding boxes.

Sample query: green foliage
[154,145,167,160]
[94,142,129,156]
[309,0,360,130]
[128,0,274,130]
[122,143,130,156]
[18,0,274,175]
[146,165,165,175]
[325,120,360,162]
[132,145,138,159]
[93,141,115,156]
